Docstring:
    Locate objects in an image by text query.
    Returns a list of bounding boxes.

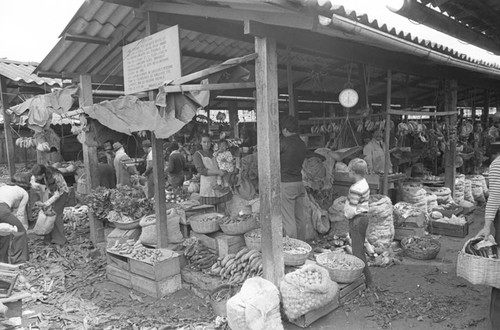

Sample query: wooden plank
[287,292,340,328]
[0,76,16,179]
[130,273,182,298]
[128,249,181,280]
[387,109,457,117]
[78,74,99,194]
[64,33,111,45]
[88,209,105,245]
[444,79,457,198]
[428,221,468,238]
[338,275,365,299]
[252,33,284,286]
[106,252,130,271]
[286,46,296,116]
[106,265,132,288]
[383,69,392,196]
[162,82,255,93]
[228,101,239,138]
[215,234,245,257]
[145,11,169,249]
[171,53,257,86]
[340,284,366,304]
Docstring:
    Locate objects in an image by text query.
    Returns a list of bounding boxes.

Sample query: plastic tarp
[84,94,202,139]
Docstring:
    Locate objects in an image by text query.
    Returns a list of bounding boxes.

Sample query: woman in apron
[193,134,232,211]
[31,165,69,246]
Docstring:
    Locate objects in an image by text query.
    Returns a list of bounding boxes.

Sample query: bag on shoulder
[33,208,57,235]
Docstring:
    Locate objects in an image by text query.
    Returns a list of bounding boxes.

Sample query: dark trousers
[45,192,68,245]
[0,203,28,264]
[491,212,500,328]
[349,213,373,285]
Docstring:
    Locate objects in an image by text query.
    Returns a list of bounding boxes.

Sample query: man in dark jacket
[279,115,307,239]
[166,142,186,188]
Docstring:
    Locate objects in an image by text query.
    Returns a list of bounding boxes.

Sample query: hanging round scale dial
[339,88,359,108]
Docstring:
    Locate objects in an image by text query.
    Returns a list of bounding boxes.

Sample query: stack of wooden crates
[105,228,182,298]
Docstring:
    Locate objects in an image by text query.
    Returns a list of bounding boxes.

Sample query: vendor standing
[363,130,393,174]
[113,142,137,187]
[0,175,30,264]
[279,115,307,240]
[193,134,232,211]
[166,142,186,189]
[142,140,154,198]
[31,165,69,246]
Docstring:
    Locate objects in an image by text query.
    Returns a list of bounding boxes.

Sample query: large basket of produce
[219,213,258,236]
[244,228,261,251]
[401,236,441,260]
[107,210,141,230]
[316,252,365,283]
[457,237,500,288]
[189,213,223,234]
[283,237,312,266]
[208,284,238,317]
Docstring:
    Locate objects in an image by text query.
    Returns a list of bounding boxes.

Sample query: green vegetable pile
[110,185,154,220]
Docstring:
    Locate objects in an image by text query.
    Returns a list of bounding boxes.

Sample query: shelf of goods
[106,241,182,298]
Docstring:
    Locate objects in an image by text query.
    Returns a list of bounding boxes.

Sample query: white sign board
[123,25,181,95]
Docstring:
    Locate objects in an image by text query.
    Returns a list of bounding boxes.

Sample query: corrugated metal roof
[0,59,63,87]
[32,0,500,107]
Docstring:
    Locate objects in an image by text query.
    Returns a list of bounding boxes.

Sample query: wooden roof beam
[63,33,111,45]
[37,71,124,85]
[98,0,142,8]
[389,0,500,55]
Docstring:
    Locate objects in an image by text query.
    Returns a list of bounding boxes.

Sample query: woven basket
[457,239,500,288]
[283,238,312,266]
[244,228,261,251]
[316,252,365,283]
[401,236,441,260]
[112,219,141,230]
[219,215,258,235]
[208,284,238,317]
[189,213,223,234]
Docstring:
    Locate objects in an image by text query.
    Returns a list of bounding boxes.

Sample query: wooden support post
[286,46,297,116]
[483,90,490,126]
[383,70,391,196]
[471,105,476,121]
[358,63,369,110]
[228,101,239,138]
[147,11,168,248]
[444,79,458,198]
[0,77,16,179]
[79,74,103,244]
[254,35,284,286]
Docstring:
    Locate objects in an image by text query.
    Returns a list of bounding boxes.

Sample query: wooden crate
[107,252,130,271]
[428,220,469,238]
[128,250,181,281]
[287,292,340,328]
[339,275,366,304]
[106,228,141,248]
[184,205,217,224]
[130,273,182,298]
[191,231,245,257]
[106,265,132,288]
[394,226,426,241]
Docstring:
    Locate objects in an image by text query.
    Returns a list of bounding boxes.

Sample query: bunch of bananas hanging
[15,137,36,148]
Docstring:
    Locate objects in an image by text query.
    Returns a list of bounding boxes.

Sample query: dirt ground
[9,206,490,330]
[0,163,493,330]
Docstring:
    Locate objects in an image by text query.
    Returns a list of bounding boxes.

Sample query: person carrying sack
[31,165,69,246]
[0,175,31,264]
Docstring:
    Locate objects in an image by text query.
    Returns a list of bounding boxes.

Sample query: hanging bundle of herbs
[109,185,154,220]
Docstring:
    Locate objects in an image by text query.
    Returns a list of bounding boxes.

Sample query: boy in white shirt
[344,158,373,287]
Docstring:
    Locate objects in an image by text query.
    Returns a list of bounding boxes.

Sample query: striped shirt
[485,156,500,223]
[344,178,370,219]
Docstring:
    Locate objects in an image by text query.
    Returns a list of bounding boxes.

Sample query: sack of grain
[464,179,475,204]
[367,195,394,248]
[280,264,338,320]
